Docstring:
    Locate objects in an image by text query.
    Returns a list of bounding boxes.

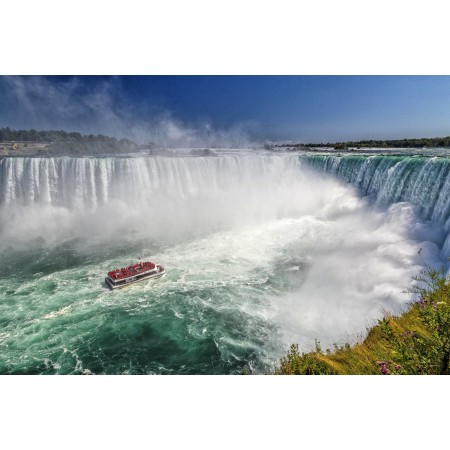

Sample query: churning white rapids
[0,149,446,374]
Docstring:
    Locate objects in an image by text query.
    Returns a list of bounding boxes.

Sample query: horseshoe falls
[1,150,449,374]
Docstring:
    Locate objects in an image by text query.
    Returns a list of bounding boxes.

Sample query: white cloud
[0,76,258,147]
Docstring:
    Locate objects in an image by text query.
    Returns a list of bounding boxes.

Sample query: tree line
[0,127,138,155]
[274,136,450,150]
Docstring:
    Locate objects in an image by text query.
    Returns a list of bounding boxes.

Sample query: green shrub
[379,266,450,375]
[275,344,336,375]
[275,264,450,375]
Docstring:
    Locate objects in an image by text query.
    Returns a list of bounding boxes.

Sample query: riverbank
[275,265,450,375]
[0,142,48,156]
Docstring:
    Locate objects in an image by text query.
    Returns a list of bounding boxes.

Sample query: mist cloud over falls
[0,76,258,147]
[1,154,341,246]
[1,153,440,252]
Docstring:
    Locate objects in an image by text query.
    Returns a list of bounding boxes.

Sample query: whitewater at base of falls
[0,151,447,374]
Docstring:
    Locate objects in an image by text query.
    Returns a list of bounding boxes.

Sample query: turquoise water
[1,151,446,374]
[0,222,316,374]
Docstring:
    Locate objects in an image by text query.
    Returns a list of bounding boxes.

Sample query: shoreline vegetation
[273,136,450,150]
[274,264,450,375]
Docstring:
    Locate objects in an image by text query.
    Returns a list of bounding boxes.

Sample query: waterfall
[303,154,450,256]
[0,154,322,246]
[2,153,450,257]
[303,155,450,229]
[0,154,302,208]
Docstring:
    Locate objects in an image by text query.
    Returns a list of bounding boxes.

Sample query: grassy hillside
[275,265,450,375]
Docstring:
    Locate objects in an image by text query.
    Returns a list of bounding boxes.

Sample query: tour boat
[105,261,165,290]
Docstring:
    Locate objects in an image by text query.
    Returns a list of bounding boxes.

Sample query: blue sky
[1,76,450,145]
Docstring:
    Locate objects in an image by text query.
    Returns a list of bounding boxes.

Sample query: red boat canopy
[107,261,156,280]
